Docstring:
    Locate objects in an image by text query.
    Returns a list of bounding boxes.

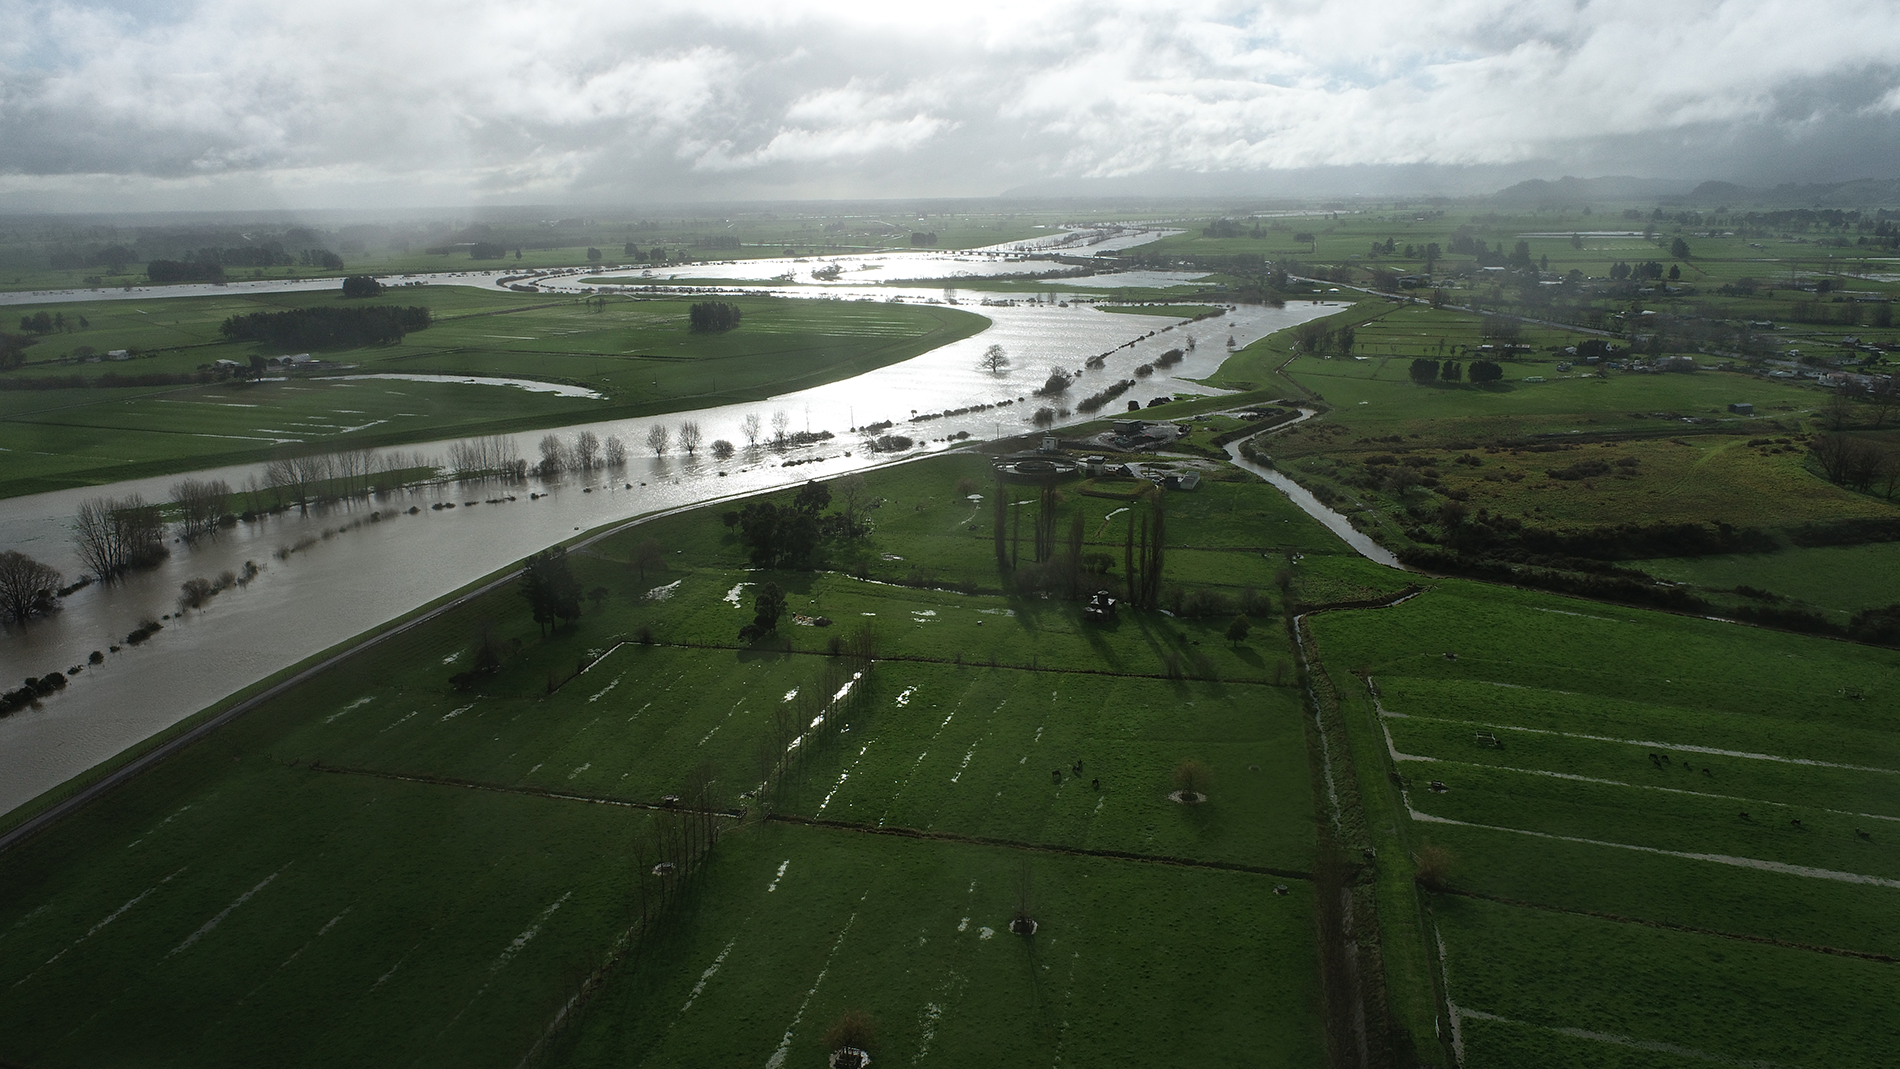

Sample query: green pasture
[0,444,1357,1067]
[0,290,985,497]
[0,754,648,1068]
[553,822,1323,1069]
[1640,542,1900,618]
[1308,577,1900,1068]
[1279,430,1894,533]
[1438,897,1900,1069]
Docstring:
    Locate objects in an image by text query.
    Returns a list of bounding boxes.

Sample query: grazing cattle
[1791,818,1804,829]
[1072,759,1083,775]
[1857,828,1872,840]
[1051,770,1062,784]
[1739,812,1750,821]
[1091,778,1100,791]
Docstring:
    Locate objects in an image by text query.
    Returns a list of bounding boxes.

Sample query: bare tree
[73,495,166,581]
[1824,390,1855,432]
[711,439,735,460]
[979,343,1010,374]
[771,410,791,448]
[0,550,62,625]
[169,478,232,541]
[741,413,762,448]
[1811,433,1855,485]
[678,421,703,457]
[538,434,569,474]
[1868,376,1897,430]
[835,473,868,535]
[631,538,666,584]
[574,430,601,471]
[604,435,627,467]
[646,424,671,456]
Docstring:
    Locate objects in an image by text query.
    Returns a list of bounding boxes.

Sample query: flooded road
[0,266,1342,816]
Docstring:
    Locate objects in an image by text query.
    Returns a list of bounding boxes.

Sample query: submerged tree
[0,551,62,626]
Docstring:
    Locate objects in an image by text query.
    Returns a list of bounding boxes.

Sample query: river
[0,248,1348,816]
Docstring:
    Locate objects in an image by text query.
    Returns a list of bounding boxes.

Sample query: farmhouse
[1728,402,1754,415]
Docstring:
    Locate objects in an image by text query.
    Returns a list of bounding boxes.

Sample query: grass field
[0,452,1352,1068]
[1640,542,1900,619]
[0,290,985,497]
[1308,578,1900,1069]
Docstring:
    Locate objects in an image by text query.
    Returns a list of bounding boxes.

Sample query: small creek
[1224,420,1402,568]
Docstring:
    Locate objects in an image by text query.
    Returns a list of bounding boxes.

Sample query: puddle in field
[894,686,916,707]
[950,742,978,783]
[326,696,374,724]
[646,580,683,601]
[723,582,750,607]
[681,939,735,1012]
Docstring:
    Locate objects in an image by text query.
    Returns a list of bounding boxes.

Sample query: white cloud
[0,0,1896,207]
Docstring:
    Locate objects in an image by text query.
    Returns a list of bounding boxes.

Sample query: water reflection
[0,279,1340,816]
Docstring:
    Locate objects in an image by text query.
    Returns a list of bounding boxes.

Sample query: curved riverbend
[0,276,1345,816]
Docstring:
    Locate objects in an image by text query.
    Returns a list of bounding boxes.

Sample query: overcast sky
[3,0,1898,211]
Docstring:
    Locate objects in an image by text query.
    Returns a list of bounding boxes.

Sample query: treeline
[1426,514,1779,561]
[73,495,169,581]
[992,479,1167,606]
[1811,434,1900,497]
[260,446,431,511]
[535,430,627,474]
[688,301,742,332]
[1076,378,1136,414]
[147,260,226,284]
[17,311,90,335]
[1408,358,1504,384]
[219,305,432,349]
[729,480,861,569]
[1400,547,1710,612]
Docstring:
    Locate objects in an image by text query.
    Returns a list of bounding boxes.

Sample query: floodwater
[0,254,1339,817]
[0,227,1177,308]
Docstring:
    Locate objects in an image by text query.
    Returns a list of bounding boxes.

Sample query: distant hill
[1490,176,1694,204]
[1667,177,1900,208]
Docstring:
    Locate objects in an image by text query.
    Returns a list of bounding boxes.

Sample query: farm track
[1431,886,1898,965]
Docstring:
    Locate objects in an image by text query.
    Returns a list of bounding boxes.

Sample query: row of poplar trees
[991,475,1165,608]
